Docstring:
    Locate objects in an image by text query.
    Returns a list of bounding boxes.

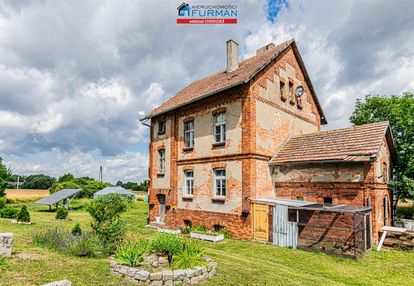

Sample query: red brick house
[142,39,396,252]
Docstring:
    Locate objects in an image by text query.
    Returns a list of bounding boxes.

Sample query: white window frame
[184,170,194,197]
[213,168,226,197]
[213,113,226,143]
[158,149,165,174]
[184,120,194,148]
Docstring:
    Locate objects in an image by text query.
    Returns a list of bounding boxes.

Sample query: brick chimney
[226,39,239,72]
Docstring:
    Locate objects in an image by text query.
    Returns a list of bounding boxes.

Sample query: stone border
[110,257,217,285]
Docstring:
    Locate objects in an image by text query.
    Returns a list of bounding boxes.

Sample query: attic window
[289,82,294,105]
[280,81,286,101]
[323,197,332,206]
[158,119,166,135]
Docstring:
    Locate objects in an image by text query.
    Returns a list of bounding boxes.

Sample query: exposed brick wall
[166,208,251,239]
[272,181,391,243]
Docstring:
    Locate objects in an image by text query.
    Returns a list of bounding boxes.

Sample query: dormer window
[158,119,166,135]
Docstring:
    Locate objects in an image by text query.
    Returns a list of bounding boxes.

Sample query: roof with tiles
[143,39,326,123]
[270,121,396,165]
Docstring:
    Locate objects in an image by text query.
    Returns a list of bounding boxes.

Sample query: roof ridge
[290,121,390,139]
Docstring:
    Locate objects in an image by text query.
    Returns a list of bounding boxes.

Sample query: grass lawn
[1,200,414,285]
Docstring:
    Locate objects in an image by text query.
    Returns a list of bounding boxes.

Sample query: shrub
[115,239,149,267]
[56,207,68,220]
[181,227,191,235]
[171,241,206,270]
[0,197,6,209]
[150,234,184,256]
[214,225,230,238]
[0,207,19,218]
[72,223,82,236]
[87,194,127,253]
[397,206,414,219]
[32,226,102,257]
[192,225,207,233]
[33,227,67,250]
[64,233,102,257]
[17,205,30,222]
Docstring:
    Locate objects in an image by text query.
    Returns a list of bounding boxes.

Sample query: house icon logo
[177,3,190,16]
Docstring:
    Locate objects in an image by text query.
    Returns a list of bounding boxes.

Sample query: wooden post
[377,231,388,251]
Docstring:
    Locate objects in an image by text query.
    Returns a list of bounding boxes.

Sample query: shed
[252,197,372,257]
[93,186,135,199]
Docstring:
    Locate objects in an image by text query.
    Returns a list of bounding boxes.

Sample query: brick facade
[145,40,394,246]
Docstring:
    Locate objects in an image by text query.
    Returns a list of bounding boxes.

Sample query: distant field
[5,189,49,202]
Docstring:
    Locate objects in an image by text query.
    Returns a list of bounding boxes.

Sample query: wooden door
[253,204,269,241]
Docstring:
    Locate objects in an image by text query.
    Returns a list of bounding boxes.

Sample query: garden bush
[0,197,6,209]
[115,239,149,267]
[64,233,102,257]
[191,225,207,233]
[171,241,206,270]
[32,226,102,257]
[16,205,30,222]
[55,207,68,220]
[150,234,184,256]
[0,207,19,218]
[87,194,128,254]
[71,223,82,236]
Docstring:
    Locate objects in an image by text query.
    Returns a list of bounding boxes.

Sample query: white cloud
[0,0,413,181]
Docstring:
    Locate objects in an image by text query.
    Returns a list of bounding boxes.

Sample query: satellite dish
[295,86,304,97]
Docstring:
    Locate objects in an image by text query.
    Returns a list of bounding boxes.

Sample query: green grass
[1,200,414,285]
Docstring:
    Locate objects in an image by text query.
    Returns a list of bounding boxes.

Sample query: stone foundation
[0,233,14,257]
[110,257,217,285]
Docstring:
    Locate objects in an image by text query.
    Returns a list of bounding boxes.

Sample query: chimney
[256,43,276,55]
[226,39,239,72]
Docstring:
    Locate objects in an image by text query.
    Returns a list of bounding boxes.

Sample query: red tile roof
[270,121,396,164]
[144,39,326,123]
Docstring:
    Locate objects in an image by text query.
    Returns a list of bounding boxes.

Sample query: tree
[0,157,11,197]
[116,181,123,186]
[50,181,82,194]
[58,173,75,183]
[22,174,56,189]
[87,194,127,254]
[350,93,414,205]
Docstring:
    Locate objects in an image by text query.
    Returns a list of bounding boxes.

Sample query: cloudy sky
[0,0,413,183]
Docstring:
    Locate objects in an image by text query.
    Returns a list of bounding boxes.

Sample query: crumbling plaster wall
[151,115,171,189]
[177,160,242,214]
[271,163,365,184]
[177,100,242,160]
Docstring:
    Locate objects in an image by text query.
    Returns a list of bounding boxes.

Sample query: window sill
[182,196,193,201]
[212,197,226,203]
[212,142,225,149]
[183,147,194,152]
[281,96,287,102]
[157,173,165,178]
[289,100,295,105]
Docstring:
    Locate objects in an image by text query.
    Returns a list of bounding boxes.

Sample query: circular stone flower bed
[110,255,217,285]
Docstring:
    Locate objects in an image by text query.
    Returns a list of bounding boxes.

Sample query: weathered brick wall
[166,208,252,239]
[272,181,391,243]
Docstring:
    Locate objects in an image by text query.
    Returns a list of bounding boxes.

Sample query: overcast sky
[0,0,413,183]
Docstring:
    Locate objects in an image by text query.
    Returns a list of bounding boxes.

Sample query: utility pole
[99,165,103,182]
